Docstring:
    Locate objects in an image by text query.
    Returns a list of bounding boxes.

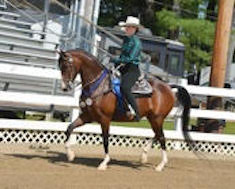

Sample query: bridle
[60,54,78,90]
[60,52,107,91]
[58,51,114,107]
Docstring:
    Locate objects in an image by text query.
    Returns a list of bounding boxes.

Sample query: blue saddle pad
[111,78,125,112]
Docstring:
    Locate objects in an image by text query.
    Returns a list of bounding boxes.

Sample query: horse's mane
[68,48,106,69]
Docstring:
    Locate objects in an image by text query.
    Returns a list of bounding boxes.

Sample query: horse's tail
[170,84,193,148]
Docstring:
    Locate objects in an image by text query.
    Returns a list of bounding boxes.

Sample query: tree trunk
[206,0,235,133]
[225,8,235,83]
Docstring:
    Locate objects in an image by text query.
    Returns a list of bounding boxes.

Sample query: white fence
[1,64,235,157]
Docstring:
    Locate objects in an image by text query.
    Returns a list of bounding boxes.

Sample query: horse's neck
[80,56,103,86]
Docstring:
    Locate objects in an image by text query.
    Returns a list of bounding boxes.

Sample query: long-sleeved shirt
[114,35,142,65]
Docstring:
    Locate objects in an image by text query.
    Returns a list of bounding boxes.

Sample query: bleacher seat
[0,8,72,115]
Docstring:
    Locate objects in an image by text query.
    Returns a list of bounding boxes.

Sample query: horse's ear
[56,49,61,55]
[61,50,66,55]
[56,49,66,58]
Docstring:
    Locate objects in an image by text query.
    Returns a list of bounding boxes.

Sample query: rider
[112,16,143,121]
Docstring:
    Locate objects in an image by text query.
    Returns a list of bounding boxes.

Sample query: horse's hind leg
[154,129,168,172]
[146,115,168,172]
[98,121,111,171]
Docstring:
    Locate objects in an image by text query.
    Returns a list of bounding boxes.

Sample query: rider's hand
[110,56,119,64]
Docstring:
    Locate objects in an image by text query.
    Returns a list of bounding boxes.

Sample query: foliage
[155,9,215,70]
[155,9,180,36]
[179,0,203,18]
[99,0,148,27]
[98,0,217,71]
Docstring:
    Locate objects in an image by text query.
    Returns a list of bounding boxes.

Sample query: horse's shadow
[5,150,147,170]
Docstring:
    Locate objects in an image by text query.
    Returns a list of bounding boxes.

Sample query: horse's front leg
[140,138,156,164]
[98,121,111,171]
[65,117,85,162]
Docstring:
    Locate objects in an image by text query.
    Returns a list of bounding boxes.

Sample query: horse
[57,49,191,171]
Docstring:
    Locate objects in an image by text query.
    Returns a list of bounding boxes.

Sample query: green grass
[111,120,174,130]
[111,120,235,135]
[224,122,235,134]
[19,110,235,135]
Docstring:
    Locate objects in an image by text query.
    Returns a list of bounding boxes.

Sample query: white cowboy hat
[118,16,143,28]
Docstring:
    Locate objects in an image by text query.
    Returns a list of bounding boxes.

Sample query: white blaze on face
[61,79,67,90]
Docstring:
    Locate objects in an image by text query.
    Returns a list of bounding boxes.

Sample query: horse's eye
[68,57,73,63]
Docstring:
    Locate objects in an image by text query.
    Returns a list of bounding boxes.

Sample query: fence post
[174,115,182,132]
[174,104,184,150]
[174,78,188,132]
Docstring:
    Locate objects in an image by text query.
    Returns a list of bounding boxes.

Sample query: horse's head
[57,49,104,92]
[57,50,80,91]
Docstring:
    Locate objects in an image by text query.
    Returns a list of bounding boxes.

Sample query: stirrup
[126,111,135,118]
[127,105,140,121]
[126,111,140,121]
[127,105,135,114]
[133,115,140,122]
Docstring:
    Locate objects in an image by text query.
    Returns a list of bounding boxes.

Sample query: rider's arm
[114,37,142,64]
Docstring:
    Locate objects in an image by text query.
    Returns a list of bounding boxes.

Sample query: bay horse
[57,49,191,171]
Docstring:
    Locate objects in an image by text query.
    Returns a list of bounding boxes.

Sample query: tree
[99,0,149,27]
[178,0,203,18]
[156,10,215,71]
[99,0,176,33]
[98,0,218,71]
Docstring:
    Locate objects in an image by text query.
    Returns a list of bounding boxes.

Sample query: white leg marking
[155,150,168,172]
[65,142,75,162]
[61,80,67,90]
[98,154,110,171]
[140,139,153,164]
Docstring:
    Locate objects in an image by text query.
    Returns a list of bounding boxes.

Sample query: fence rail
[1,65,235,156]
[1,65,235,120]
[0,119,235,143]
[1,119,235,157]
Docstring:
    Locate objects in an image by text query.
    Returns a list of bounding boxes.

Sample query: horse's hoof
[155,162,166,172]
[155,166,164,172]
[66,150,75,162]
[97,154,110,170]
[97,164,107,171]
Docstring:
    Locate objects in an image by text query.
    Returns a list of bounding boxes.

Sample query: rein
[71,70,103,90]
[75,64,122,97]
[69,66,110,93]
[82,69,109,97]
[60,50,112,103]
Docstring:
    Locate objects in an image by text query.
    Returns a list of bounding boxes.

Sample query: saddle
[131,73,152,95]
[111,71,152,116]
[111,71,152,97]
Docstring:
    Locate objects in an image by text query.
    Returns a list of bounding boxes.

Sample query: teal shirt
[114,35,142,65]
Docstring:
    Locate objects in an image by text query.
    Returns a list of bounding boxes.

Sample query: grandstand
[0,3,73,118]
[0,0,186,118]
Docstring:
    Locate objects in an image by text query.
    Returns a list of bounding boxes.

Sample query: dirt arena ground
[0,144,235,189]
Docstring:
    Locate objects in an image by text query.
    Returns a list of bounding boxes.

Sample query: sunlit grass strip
[111,120,235,134]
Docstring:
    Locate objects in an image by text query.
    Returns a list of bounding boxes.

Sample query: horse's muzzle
[61,81,72,92]
[62,87,68,92]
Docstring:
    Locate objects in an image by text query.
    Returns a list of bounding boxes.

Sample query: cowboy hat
[118,16,143,28]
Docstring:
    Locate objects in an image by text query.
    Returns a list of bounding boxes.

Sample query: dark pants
[120,64,140,117]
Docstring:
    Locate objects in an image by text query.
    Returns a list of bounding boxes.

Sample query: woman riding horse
[112,16,143,121]
[57,27,192,172]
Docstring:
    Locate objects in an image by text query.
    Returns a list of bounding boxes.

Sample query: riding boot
[131,106,140,121]
[120,64,141,121]
[123,92,140,121]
